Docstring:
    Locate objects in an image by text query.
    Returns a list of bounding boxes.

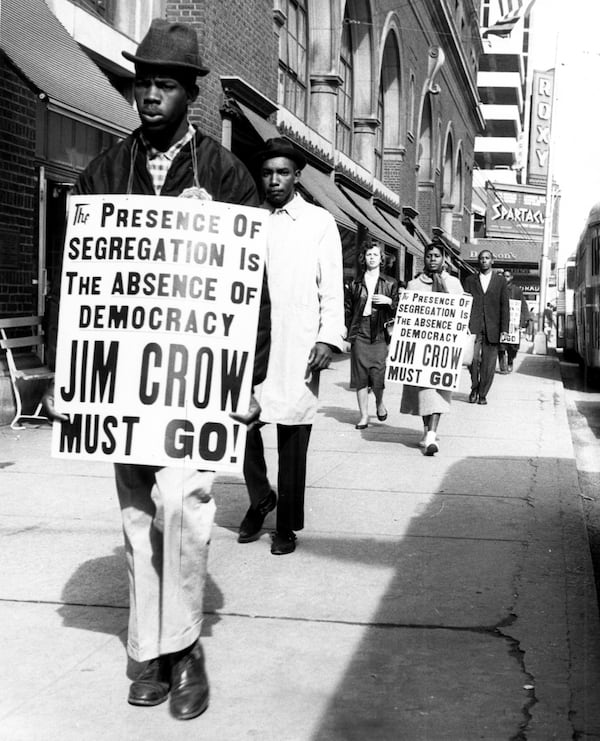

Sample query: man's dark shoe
[478,396,488,405]
[169,641,209,721]
[128,657,170,707]
[238,490,277,543]
[271,530,297,555]
[468,390,478,404]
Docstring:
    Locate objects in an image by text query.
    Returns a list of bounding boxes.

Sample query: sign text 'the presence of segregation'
[51,195,266,471]
[386,290,473,391]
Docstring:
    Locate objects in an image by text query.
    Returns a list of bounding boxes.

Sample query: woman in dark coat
[345,241,399,429]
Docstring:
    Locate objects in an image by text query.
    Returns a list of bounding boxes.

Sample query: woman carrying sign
[345,241,399,429]
[400,243,463,455]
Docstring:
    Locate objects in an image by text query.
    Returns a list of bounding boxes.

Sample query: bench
[0,316,54,429]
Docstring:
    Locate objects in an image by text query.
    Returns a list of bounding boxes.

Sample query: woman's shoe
[424,431,439,456]
[355,422,368,430]
[376,410,388,421]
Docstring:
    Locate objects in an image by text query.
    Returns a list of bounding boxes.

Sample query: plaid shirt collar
[140,123,196,195]
[140,122,196,161]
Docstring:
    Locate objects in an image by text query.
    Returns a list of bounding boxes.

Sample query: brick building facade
[0,59,37,316]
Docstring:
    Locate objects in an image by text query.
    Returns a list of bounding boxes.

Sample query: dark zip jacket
[345,273,399,343]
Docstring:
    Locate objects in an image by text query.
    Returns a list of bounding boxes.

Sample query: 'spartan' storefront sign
[485,183,546,239]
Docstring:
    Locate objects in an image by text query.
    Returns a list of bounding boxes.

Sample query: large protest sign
[51,194,266,472]
[386,290,473,391]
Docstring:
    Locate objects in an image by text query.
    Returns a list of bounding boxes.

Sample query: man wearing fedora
[237,137,346,555]
[43,19,269,720]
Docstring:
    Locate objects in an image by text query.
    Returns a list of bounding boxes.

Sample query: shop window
[278,0,308,119]
[374,83,384,179]
[336,12,354,157]
[74,0,114,23]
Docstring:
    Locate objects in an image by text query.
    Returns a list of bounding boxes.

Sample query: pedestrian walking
[42,18,270,721]
[463,249,509,405]
[399,243,463,455]
[345,240,399,429]
[498,269,529,373]
[237,137,346,556]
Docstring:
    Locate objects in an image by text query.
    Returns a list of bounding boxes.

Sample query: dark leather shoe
[128,657,170,706]
[170,641,209,720]
[271,530,296,555]
[478,397,488,405]
[238,490,277,543]
[468,390,478,403]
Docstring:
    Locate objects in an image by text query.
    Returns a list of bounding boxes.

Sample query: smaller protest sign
[501,299,522,344]
[386,290,473,391]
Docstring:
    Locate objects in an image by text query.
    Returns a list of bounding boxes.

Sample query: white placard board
[51,194,266,472]
[503,299,522,344]
[386,290,473,391]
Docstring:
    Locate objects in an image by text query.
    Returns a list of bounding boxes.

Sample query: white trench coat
[255,192,346,425]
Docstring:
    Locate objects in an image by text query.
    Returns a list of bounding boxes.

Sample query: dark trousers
[470,330,499,399]
[243,423,312,533]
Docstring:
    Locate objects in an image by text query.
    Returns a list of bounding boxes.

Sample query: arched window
[454,150,464,211]
[418,95,433,180]
[443,133,454,200]
[408,72,415,138]
[278,0,308,118]
[377,30,401,178]
[337,10,354,156]
[374,82,384,178]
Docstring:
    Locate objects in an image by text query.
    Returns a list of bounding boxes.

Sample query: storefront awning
[298,166,357,233]
[338,185,423,257]
[0,0,138,134]
[236,102,421,250]
[376,206,424,257]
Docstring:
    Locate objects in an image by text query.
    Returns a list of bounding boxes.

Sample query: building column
[309,74,341,144]
[440,202,455,236]
[353,116,379,174]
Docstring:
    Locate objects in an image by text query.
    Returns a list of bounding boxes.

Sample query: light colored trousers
[114,463,216,662]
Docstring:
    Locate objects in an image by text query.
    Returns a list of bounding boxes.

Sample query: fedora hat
[255,137,307,170]
[122,19,209,76]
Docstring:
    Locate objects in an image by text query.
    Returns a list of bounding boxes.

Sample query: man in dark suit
[464,250,509,405]
[498,269,529,373]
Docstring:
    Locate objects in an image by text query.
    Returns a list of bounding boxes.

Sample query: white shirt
[479,271,492,293]
[362,270,379,316]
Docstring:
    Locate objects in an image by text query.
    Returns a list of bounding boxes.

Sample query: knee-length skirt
[400,385,452,416]
[350,316,388,390]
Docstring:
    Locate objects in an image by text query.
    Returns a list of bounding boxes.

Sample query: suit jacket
[464,272,510,343]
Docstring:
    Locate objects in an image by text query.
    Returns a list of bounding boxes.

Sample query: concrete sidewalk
[1,347,600,740]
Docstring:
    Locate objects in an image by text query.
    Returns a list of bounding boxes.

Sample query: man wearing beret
[43,19,269,720]
[237,138,346,555]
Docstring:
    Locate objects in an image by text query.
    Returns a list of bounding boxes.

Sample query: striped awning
[0,0,138,134]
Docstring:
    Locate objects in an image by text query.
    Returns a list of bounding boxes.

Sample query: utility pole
[533,34,559,355]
